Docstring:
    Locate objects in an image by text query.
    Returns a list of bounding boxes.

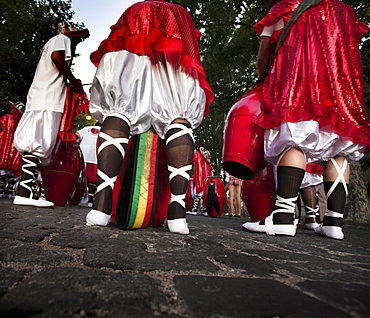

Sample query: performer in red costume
[242,0,370,239]
[86,0,214,234]
[0,101,24,197]
[189,144,213,214]
[13,21,89,207]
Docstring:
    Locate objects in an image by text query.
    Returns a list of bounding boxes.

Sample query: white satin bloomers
[90,50,206,139]
[264,121,366,164]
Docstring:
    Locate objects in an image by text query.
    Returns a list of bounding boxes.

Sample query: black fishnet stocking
[300,185,318,223]
[165,123,194,220]
[92,116,130,215]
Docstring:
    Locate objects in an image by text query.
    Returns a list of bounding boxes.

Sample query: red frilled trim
[306,163,323,175]
[90,1,214,116]
[254,0,370,149]
[255,99,370,148]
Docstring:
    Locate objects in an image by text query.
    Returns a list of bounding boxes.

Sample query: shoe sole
[13,197,54,208]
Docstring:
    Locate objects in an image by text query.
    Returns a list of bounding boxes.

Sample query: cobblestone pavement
[0,197,369,317]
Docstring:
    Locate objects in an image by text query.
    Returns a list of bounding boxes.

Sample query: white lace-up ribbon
[96,132,128,193]
[266,195,297,235]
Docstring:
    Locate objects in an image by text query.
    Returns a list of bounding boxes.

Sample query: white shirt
[77,126,101,164]
[26,34,72,113]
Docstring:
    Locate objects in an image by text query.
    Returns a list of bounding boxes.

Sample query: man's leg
[86,114,130,226]
[165,120,194,234]
[315,156,348,240]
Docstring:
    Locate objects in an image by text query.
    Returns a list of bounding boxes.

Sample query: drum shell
[41,141,82,206]
[241,164,276,221]
[222,83,268,180]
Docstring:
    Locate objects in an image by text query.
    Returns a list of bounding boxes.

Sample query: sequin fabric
[90,0,214,111]
[254,0,370,148]
[0,112,22,176]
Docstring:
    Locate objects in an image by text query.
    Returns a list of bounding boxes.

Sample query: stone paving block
[214,252,276,276]
[83,239,221,272]
[0,239,72,266]
[245,249,370,283]
[174,275,349,317]
[0,267,167,317]
[298,280,370,317]
[0,266,30,296]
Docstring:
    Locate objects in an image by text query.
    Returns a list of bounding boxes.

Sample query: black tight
[92,115,129,214]
[165,123,194,220]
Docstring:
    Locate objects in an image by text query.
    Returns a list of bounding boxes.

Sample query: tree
[0,0,81,116]
[171,0,370,177]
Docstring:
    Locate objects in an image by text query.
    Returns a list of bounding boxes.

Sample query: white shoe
[86,209,111,226]
[13,195,54,207]
[304,221,320,231]
[242,221,266,233]
[315,224,344,240]
[186,211,197,215]
[164,218,190,235]
[294,219,299,228]
[78,196,90,207]
[242,218,296,236]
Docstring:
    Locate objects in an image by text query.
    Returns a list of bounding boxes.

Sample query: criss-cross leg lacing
[166,123,195,146]
[242,165,304,237]
[265,195,297,235]
[18,154,39,199]
[168,164,192,209]
[326,158,348,199]
[96,132,128,194]
[13,154,54,207]
[164,122,194,234]
[304,205,319,230]
[86,114,130,227]
[315,158,347,240]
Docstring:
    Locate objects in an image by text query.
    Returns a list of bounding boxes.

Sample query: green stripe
[127,132,147,228]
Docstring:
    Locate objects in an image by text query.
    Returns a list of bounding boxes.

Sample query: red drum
[241,164,276,221]
[68,181,86,205]
[222,83,268,180]
[185,178,194,212]
[41,140,82,206]
[149,138,170,227]
[203,176,226,218]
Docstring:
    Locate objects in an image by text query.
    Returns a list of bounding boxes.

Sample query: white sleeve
[260,19,284,37]
[52,34,72,61]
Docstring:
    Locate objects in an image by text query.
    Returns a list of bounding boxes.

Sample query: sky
[71,0,137,94]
